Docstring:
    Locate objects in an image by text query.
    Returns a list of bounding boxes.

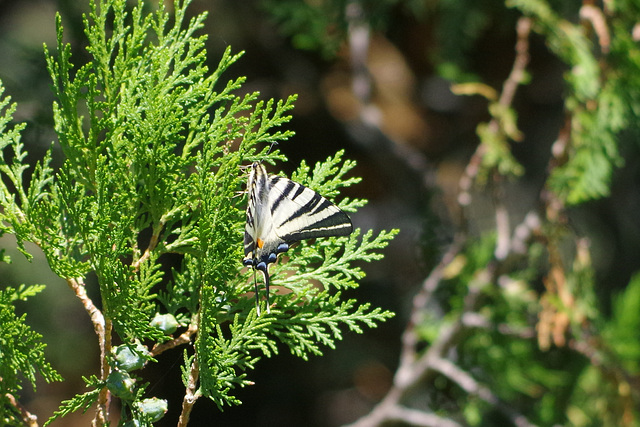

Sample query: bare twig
[151,321,198,357]
[399,235,465,371]
[178,300,203,426]
[66,277,104,342]
[345,16,538,427]
[132,219,164,272]
[493,180,511,260]
[346,224,538,427]
[458,16,532,205]
[536,117,572,351]
[580,4,610,53]
[177,354,200,427]
[431,357,536,427]
[66,276,110,426]
[5,392,38,427]
[346,386,463,427]
[346,0,372,104]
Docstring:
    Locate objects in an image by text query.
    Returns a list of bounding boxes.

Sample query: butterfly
[243,162,353,314]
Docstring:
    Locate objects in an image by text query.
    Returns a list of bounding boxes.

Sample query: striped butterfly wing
[268,174,353,243]
[243,162,353,314]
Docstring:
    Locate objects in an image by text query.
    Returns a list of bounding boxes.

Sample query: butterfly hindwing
[243,162,353,314]
[268,175,353,242]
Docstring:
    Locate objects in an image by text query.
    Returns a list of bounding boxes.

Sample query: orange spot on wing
[257,238,264,248]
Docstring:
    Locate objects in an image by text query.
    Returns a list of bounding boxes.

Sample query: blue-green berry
[150,313,179,335]
[137,397,168,422]
[106,370,136,400]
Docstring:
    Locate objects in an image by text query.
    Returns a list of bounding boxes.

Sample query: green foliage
[604,273,640,373]
[0,285,62,426]
[197,312,276,408]
[452,81,526,182]
[431,0,520,82]
[425,235,573,426]
[0,0,394,424]
[261,0,411,58]
[46,376,103,426]
[421,4,640,419]
[508,0,640,204]
[416,228,640,426]
[257,0,640,426]
[0,86,61,427]
[567,269,640,427]
[562,274,640,426]
[434,0,639,204]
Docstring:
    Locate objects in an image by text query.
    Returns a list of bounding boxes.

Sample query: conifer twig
[178,302,203,426]
[5,392,38,427]
[580,4,610,53]
[346,220,537,427]
[151,321,198,357]
[177,356,200,427]
[66,277,110,425]
[458,16,532,204]
[133,219,164,271]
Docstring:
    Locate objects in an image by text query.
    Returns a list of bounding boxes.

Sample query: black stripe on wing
[278,192,325,225]
[279,210,352,242]
[266,176,353,243]
[269,177,298,216]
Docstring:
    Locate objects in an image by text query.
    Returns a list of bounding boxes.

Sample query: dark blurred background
[1,0,639,426]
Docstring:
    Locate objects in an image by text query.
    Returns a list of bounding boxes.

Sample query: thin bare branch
[66,276,110,426]
[580,4,610,53]
[399,235,465,369]
[494,181,511,260]
[151,321,198,357]
[5,392,39,427]
[177,356,200,427]
[431,357,537,427]
[458,16,532,204]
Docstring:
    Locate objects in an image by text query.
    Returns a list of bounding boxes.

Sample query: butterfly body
[243,162,352,314]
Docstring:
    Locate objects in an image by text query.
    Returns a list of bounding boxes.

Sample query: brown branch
[66,277,104,340]
[498,17,533,107]
[177,298,203,426]
[5,392,38,427]
[66,277,110,426]
[132,221,163,272]
[343,10,539,427]
[177,354,200,427]
[580,4,610,54]
[94,318,112,427]
[151,321,198,357]
[398,235,465,372]
[458,16,532,205]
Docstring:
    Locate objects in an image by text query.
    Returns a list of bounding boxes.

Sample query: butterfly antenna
[266,141,278,155]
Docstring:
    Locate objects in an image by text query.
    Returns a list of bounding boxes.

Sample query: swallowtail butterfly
[243,162,353,314]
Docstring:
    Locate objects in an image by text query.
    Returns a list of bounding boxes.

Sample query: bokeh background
[1,0,640,426]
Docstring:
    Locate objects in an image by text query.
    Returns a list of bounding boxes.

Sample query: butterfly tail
[255,263,271,315]
[263,267,271,314]
[252,270,261,316]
